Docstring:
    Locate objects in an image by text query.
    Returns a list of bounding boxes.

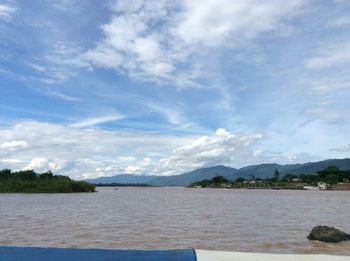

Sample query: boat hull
[0,246,349,261]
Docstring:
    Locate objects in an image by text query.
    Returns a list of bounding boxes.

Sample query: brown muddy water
[0,187,349,254]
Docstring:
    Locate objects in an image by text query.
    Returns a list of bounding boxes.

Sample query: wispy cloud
[329,15,350,27]
[71,114,125,128]
[46,90,82,102]
[0,3,15,20]
[30,42,91,84]
[304,107,347,126]
[304,40,350,70]
[51,0,80,13]
[305,72,350,94]
[0,140,29,151]
[330,144,350,152]
[145,102,187,126]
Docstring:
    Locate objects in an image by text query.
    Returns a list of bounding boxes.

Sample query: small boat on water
[303,186,319,190]
[0,246,349,261]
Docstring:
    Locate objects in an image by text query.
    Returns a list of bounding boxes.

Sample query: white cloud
[0,4,15,19]
[23,1,305,87]
[124,165,141,174]
[159,128,263,175]
[0,140,29,151]
[173,0,304,47]
[82,0,305,86]
[23,158,67,172]
[0,121,194,178]
[71,114,125,128]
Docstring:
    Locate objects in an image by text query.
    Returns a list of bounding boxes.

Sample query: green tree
[39,171,54,180]
[0,169,12,180]
[273,169,280,181]
[281,174,298,182]
[317,165,340,179]
[325,174,338,185]
[236,177,246,183]
[212,176,228,184]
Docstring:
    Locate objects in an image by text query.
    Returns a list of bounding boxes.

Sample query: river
[0,187,349,254]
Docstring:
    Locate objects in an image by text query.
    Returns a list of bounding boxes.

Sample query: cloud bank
[0,122,265,178]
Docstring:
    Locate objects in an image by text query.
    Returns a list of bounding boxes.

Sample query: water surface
[0,187,349,254]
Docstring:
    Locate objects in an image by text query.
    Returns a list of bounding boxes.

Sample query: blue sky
[0,0,350,178]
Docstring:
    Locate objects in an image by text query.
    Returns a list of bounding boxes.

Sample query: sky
[0,0,350,179]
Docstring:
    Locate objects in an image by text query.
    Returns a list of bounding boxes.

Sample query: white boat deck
[196,249,350,261]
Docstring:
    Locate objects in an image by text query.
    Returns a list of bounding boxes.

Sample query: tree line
[0,169,95,193]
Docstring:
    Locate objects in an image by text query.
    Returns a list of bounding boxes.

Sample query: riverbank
[188,166,350,190]
[190,181,350,190]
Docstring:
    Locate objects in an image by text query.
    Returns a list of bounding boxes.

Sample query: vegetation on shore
[0,169,95,193]
[189,166,350,190]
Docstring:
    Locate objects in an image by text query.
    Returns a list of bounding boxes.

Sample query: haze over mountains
[85,158,350,186]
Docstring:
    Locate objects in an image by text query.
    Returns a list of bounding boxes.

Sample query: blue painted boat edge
[193,248,198,261]
[0,246,196,261]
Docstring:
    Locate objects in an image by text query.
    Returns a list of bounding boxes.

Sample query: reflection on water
[0,187,349,254]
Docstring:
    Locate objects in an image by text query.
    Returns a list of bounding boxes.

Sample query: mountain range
[85,158,350,186]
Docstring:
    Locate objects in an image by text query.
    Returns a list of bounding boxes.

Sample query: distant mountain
[281,159,350,175]
[231,163,283,179]
[86,174,156,184]
[150,165,237,186]
[84,158,350,186]
[227,158,350,180]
